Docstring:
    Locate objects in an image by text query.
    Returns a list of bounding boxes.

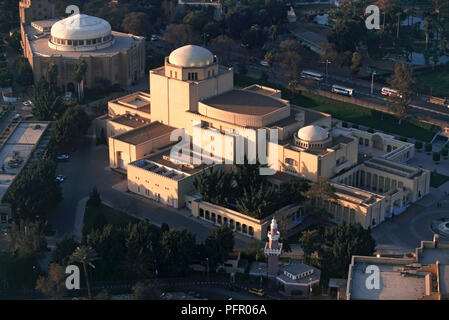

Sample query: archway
[372,134,384,151]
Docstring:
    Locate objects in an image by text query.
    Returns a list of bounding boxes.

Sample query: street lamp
[371,71,377,96]
[322,59,331,83]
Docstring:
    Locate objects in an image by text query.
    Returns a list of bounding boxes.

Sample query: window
[199,209,204,217]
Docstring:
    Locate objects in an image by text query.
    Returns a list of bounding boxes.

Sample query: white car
[64,92,72,101]
[151,34,158,41]
[260,60,269,67]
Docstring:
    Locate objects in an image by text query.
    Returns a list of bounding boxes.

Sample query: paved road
[372,196,449,254]
[47,126,256,249]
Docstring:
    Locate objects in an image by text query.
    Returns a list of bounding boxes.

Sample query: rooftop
[109,114,150,129]
[0,122,49,201]
[131,149,217,177]
[24,24,143,58]
[277,260,321,285]
[113,122,175,145]
[364,157,421,179]
[202,89,288,116]
[348,260,430,300]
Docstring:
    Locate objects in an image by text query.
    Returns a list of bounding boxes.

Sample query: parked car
[248,288,265,296]
[260,60,269,67]
[151,34,158,41]
[55,174,66,183]
[64,92,72,101]
[57,154,70,162]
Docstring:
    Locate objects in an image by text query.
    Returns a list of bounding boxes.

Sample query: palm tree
[74,59,88,102]
[70,245,99,300]
[288,80,298,98]
[46,64,58,91]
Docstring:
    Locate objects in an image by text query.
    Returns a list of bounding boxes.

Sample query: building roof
[51,14,111,40]
[0,122,49,201]
[203,89,287,116]
[277,260,321,286]
[348,260,429,300]
[297,125,328,142]
[109,114,150,128]
[168,45,214,67]
[113,121,175,145]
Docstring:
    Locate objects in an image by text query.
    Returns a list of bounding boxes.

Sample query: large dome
[51,14,111,41]
[168,45,214,67]
[297,125,328,142]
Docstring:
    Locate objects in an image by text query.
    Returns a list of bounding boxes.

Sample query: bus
[381,87,402,98]
[300,70,324,81]
[331,84,354,97]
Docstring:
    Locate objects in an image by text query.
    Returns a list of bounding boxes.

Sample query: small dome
[168,45,214,67]
[297,125,328,142]
[51,14,111,40]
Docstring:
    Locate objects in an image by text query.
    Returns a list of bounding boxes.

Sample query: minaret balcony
[264,243,283,256]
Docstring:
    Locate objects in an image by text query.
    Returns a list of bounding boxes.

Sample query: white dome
[297,125,328,142]
[168,45,214,67]
[51,14,111,40]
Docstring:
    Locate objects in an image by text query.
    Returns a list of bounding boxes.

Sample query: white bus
[300,70,324,81]
[381,87,402,98]
[331,84,354,97]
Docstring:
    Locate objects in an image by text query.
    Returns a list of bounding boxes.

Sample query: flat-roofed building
[346,237,449,300]
[102,43,430,234]
[109,122,176,171]
[0,121,50,227]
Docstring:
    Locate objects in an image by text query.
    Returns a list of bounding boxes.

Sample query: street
[47,125,256,249]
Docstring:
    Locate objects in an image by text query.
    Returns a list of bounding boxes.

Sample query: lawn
[416,69,449,98]
[83,200,139,233]
[235,74,439,142]
[430,172,449,188]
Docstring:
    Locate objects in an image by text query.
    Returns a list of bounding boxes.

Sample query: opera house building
[19,0,145,92]
[96,44,430,239]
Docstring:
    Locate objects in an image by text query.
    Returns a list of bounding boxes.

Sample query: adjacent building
[346,236,449,300]
[19,0,145,91]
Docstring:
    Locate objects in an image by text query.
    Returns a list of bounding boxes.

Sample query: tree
[288,80,298,98]
[70,246,99,300]
[160,228,196,277]
[387,63,416,123]
[193,167,234,205]
[4,158,62,221]
[133,280,161,300]
[120,222,162,279]
[204,225,234,268]
[350,52,362,76]
[208,35,235,66]
[74,59,87,101]
[306,177,338,205]
[52,106,91,153]
[14,57,34,87]
[35,263,66,299]
[183,10,209,32]
[0,67,13,87]
[46,63,59,90]
[241,24,265,49]
[32,78,65,121]
[52,234,79,266]
[8,220,48,255]
[320,224,376,278]
[89,186,101,207]
[164,24,201,49]
[275,40,303,80]
[298,229,322,264]
[121,12,151,37]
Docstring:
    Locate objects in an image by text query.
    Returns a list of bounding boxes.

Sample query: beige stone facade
[100,44,430,235]
[19,0,145,91]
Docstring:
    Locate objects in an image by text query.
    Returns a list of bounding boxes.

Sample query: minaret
[264,217,283,278]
